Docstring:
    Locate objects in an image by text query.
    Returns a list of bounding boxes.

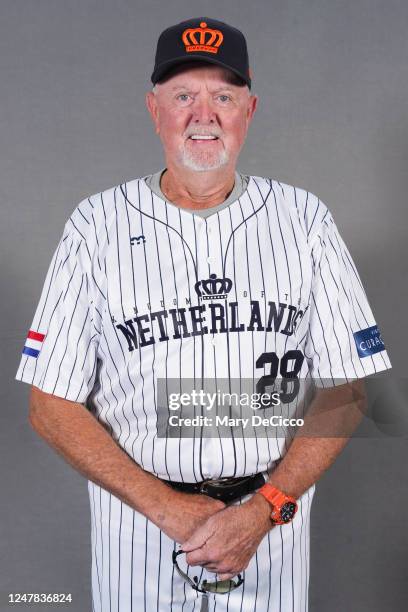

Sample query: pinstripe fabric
[16,174,391,611]
[87,479,315,612]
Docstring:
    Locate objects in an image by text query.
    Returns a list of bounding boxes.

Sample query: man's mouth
[188,135,219,141]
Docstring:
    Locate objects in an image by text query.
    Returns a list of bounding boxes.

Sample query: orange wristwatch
[257,483,298,525]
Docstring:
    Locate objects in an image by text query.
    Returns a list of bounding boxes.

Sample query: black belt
[162,472,267,503]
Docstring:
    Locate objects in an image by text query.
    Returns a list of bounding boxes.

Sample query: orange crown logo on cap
[182,21,224,54]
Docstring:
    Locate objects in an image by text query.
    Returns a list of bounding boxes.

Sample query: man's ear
[247,93,259,122]
[145,91,160,134]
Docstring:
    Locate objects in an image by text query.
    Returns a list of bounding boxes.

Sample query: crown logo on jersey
[194,273,232,300]
[182,22,224,55]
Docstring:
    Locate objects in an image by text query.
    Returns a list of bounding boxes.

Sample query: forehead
[157,64,246,91]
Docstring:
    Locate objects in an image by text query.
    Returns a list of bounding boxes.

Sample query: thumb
[180,526,208,552]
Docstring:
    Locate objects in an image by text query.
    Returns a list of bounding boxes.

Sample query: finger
[185,541,221,566]
[180,528,208,552]
[201,564,218,573]
[186,550,214,566]
[217,572,237,581]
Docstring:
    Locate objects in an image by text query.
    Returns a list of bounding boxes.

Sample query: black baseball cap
[151,17,252,89]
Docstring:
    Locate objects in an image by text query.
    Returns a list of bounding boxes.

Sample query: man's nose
[191,97,216,124]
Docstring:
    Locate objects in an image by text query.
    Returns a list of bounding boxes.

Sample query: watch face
[280,501,297,523]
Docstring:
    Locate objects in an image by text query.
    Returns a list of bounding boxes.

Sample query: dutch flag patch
[22,330,46,358]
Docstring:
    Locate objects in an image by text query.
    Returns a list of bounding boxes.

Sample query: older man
[16,17,391,612]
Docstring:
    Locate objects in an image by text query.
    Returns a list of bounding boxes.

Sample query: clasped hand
[181,495,273,581]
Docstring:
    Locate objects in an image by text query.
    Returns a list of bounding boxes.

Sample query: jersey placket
[194,216,218,379]
[192,214,226,476]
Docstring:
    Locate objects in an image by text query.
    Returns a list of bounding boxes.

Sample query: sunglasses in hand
[172,549,244,594]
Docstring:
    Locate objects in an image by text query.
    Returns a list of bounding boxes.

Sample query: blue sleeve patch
[353,325,385,358]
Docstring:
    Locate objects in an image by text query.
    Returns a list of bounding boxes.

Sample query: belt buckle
[199,476,240,495]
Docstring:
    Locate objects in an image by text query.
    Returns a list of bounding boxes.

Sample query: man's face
[146,65,258,172]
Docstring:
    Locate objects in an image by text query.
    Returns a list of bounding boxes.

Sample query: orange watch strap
[257,484,298,524]
[258,484,290,507]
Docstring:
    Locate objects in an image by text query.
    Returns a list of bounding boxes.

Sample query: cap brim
[151,55,251,88]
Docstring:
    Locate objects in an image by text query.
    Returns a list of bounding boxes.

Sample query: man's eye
[217,95,231,103]
[177,94,191,102]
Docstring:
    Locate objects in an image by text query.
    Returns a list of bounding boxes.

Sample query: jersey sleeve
[303,210,392,386]
[15,219,102,403]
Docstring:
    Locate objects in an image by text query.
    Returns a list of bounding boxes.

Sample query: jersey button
[207,256,215,264]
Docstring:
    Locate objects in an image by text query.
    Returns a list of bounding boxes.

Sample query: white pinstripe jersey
[16,174,391,481]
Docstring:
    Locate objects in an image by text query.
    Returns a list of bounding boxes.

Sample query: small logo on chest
[130,235,146,246]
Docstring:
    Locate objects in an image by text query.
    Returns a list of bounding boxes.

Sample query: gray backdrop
[1,0,406,610]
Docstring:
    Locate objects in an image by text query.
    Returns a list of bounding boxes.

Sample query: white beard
[179,145,229,172]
